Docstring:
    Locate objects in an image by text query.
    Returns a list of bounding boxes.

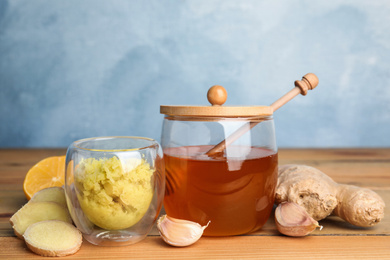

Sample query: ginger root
[10,187,83,257]
[23,220,82,257]
[30,187,67,208]
[10,201,72,239]
[275,165,385,227]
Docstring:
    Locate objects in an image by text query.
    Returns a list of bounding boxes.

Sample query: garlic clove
[156,215,210,247]
[275,201,323,237]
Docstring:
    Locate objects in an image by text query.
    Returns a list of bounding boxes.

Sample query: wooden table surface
[1,148,389,259]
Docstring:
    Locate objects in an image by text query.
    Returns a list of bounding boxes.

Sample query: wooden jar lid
[160,85,273,117]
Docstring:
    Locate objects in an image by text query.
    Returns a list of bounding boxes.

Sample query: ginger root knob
[334,185,385,227]
[275,165,385,227]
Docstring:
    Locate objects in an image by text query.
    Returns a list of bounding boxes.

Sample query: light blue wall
[1,0,389,148]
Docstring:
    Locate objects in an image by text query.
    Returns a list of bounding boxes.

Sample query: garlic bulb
[156,215,210,247]
[275,201,323,237]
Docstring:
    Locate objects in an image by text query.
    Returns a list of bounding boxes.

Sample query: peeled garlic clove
[157,215,210,247]
[275,201,323,237]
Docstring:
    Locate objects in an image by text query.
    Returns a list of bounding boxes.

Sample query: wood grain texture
[1,236,389,260]
[1,148,389,259]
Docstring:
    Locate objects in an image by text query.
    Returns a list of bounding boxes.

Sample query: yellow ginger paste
[75,156,154,230]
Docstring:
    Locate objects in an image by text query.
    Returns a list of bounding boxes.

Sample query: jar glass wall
[161,116,278,236]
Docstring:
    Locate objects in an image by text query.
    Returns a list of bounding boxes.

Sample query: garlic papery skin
[157,215,210,247]
[275,201,323,237]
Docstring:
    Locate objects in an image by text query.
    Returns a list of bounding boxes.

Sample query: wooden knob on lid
[207,85,227,106]
[294,73,319,96]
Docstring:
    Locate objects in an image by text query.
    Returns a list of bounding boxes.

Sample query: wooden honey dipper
[206,73,319,156]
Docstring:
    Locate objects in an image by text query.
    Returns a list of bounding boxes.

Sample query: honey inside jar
[163,145,278,236]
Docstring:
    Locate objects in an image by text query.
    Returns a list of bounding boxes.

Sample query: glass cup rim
[72,136,159,152]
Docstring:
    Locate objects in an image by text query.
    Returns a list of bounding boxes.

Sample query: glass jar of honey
[160,86,278,236]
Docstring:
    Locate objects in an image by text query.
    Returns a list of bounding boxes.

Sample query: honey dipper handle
[270,73,319,111]
[206,73,319,157]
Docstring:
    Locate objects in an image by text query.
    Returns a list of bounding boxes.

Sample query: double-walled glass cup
[65,136,164,246]
[160,114,278,236]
